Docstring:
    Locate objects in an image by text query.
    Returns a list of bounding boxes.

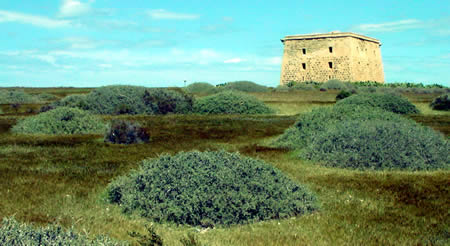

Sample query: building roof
[281,32,381,45]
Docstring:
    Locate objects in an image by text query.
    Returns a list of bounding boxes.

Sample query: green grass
[0,87,449,245]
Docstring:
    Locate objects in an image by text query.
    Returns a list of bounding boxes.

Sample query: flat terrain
[0,89,448,245]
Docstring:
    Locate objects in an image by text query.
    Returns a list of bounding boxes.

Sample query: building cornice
[281,32,381,45]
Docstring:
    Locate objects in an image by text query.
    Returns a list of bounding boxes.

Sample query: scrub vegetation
[0,83,449,246]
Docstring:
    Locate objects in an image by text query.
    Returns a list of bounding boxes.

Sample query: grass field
[0,88,448,245]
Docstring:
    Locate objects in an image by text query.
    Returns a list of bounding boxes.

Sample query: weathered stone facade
[280,32,384,84]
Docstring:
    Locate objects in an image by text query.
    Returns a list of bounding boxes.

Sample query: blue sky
[0,0,449,87]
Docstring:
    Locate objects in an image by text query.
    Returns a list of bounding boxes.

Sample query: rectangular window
[329,47,333,53]
[302,63,306,69]
[302,48,306,55]
[328,62,333,69]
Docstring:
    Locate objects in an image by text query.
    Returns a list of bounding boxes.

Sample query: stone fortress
[280,32,384,85]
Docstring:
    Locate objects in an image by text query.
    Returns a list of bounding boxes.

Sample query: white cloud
[147,9,199,20]
[31,55,57,65]
[224,58,243,64]
[58,0,92,18]
[0,10,70,28]
[354,19,424,32]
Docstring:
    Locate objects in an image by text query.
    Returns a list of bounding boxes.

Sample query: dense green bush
[105,150,317,226]
[194,90,273,114]
[0,89,37,104]
[221,81,269,92]
[143,88,194,115]
[335,93,419,114]
[49,94,90,110]
[84,85,151,115]
[272,105,412,149]
[430,93,449,111]
[12,107,106,135]
[0,217,126,245]
[105,120,150,144]
[300,120,449,170]
[184,82,219,94]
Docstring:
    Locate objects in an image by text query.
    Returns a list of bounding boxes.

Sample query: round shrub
[0,89,37,104]
[272,105,412,149]
[194,90,273,114]
[105,120,150,144]
[12,107,106,135]
[0,217,125,245]
[143,88,194,115]
[335,93,419,114]
[185,82,219,94]
[222,81,269,92]
[300,120,449,170]
[105,150,317,226]
[84,85,151,115]
[430,93,449,111]
[44,94,90,112]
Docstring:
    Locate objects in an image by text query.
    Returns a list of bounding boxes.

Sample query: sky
[0,0,449,87]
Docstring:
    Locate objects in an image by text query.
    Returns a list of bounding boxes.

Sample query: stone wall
[280,33,384,85]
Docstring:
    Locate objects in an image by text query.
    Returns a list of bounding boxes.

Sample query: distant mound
[335,93,419,114]
[221,81,269,92]
[194,90,273,114]
[106,150,317,226]
[184,82,219,94]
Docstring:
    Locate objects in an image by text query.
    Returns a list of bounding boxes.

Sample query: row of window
[301,62,333,69]
[302,47,333,55]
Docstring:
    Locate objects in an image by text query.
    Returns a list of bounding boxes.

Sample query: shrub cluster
[36,93,58,102]
[46,86,195,115]
[273,104,449,170]
[12,107,106,135]
[0,89,37,104]
[184,82,219,94]
[272,105,411,149]
[335,90,356,101]
[335,93,419,114]
[105,120,150,144]
[105,150,317,226]
[300,120,449,170]
[430,93,449,111]
[219,81,269,92]
[0,217,125,245]
[194,90,273,114]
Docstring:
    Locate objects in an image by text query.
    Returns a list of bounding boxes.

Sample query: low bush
[0,89,37,104]
[143,89,194,115]
[335,93,419,114]
[272,105,412,149]
[194,90,273,114]
[430,93,449,111]
[221,81,269,92]
[0,217,125,245]
[300,120,449,170]
[105,120,150,144]
[47,94,90,111]
[105,150,317,226]
[12,107,106,135]
[184,82,219,94]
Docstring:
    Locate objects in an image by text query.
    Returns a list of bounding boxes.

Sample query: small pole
[184,80,187,87]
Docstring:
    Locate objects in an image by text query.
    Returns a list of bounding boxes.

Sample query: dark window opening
[302,63,306,69]
[328,62,333,69]
[329,75,332,79]
[329,47,333,53]
[302,48,306,55]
